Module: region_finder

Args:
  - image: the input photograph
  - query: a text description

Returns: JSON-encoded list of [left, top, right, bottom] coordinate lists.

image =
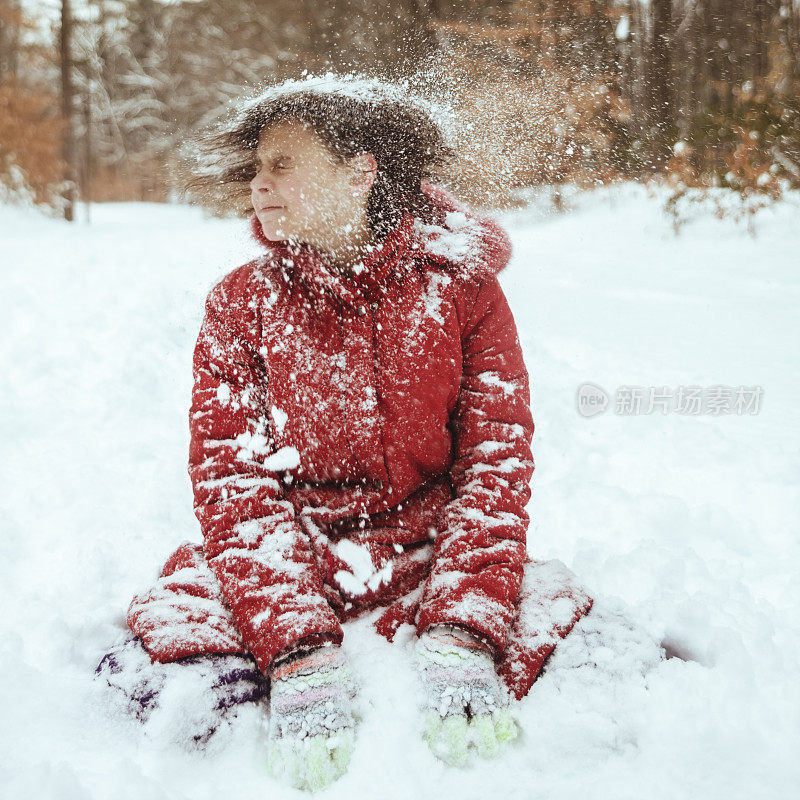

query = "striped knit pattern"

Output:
[[416, 625, 509, 719], [268, 644, 356, 741]]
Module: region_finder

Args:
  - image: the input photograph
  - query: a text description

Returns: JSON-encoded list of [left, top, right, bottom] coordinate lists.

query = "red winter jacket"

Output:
[[135, 185, 537, 677]]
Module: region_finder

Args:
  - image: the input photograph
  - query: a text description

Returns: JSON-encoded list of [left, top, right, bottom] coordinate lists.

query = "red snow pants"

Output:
[[127, 533, 593, 702]]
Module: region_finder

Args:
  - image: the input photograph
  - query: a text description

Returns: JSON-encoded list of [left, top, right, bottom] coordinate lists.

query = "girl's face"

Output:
[[249, 120, 374, 250]]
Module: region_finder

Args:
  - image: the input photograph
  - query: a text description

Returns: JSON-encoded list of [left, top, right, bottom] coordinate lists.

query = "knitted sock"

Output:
[[94, 635, 268, 748]]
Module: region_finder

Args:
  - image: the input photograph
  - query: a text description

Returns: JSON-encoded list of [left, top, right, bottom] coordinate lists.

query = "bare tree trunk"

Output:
[[82, 90, 92, 219], [0, 0, 22, 76], [60, 0, 77, 221], [648, 0, 674, 166], [781, 0, 799, 82]]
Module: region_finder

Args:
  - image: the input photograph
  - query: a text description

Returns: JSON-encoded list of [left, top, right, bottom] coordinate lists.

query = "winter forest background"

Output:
[[2, 3, 800, 799], [2, 0, 799, 212]]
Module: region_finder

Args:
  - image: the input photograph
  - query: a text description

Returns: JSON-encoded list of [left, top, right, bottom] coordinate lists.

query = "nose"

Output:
[[249, 166, 274, 194]]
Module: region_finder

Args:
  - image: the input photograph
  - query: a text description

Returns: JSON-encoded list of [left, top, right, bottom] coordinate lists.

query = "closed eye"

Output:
[[249, 156, 293, 181]]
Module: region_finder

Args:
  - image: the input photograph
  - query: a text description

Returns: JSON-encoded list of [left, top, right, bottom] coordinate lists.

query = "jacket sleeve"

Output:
[[188, 279, 342, 674], [416, 274, 535, 656]]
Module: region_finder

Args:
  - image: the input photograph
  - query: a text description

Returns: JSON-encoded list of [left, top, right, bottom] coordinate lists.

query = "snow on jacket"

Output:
[[129, 184, 548, 680]]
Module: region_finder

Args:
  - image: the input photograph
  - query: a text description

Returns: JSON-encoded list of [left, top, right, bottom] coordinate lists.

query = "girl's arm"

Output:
[[188, 275, 342, 675], [416, 273, 535, 657]]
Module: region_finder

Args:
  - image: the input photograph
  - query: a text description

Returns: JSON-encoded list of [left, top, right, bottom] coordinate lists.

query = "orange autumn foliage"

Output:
[[0, 79, 65, 203]]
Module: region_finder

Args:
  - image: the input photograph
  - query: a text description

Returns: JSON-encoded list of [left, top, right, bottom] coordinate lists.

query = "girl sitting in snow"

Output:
[[96, 75, 593, 791]]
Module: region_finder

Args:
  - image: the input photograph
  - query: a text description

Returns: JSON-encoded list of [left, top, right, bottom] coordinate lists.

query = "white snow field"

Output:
[[1, 184, 798, 798]]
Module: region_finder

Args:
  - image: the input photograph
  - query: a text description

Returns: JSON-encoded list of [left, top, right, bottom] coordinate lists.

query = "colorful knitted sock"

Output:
[[266, 644, 358, 792], [415, 625, 518, 766], [94, 635, 268, 747]]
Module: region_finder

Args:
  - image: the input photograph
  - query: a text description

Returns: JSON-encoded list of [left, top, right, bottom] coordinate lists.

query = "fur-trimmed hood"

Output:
[[248, 183, 513, 308]]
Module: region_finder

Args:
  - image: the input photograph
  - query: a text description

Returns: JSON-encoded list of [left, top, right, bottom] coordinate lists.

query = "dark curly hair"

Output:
[[185, 75, 458, 239]]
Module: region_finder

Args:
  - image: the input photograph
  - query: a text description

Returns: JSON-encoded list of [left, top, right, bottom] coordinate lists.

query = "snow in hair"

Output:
[[230, 71, 455, 138], [184, 70, 460, 238]]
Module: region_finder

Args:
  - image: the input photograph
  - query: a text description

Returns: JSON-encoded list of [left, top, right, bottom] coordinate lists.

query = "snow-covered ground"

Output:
[[1, 185, 798, 798]]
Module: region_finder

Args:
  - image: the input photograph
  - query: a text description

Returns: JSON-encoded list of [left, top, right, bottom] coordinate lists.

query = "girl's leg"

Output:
[[496, 557, 594, 701], [126, 541, 249, 663], [96, 540, 267, 747]]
